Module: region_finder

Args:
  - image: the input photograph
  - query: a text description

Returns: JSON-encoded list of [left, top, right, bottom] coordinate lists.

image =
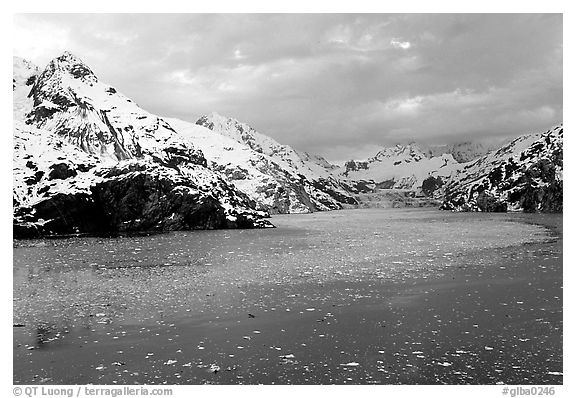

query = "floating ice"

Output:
[[340, 362, 360, 367]]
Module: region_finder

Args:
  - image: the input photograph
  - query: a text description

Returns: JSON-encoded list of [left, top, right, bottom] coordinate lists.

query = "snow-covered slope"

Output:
[[194, 112, 357, 212], [441, 125, 563, 212], [340, 143, 463, 191], [195, 113, 347, 182], [13, 57, 39, 120], [13, 53, 272, 237], [13, 56, 39, 89], [295, 150, 339, 171], [425, 141, 499, 163]]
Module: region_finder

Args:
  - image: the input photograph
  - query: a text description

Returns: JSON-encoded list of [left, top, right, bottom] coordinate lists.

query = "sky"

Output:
[[13, 13, 563, 163]]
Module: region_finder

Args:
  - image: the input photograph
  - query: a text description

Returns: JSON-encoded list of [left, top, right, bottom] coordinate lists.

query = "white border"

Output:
[[2, 2, 572, 397]]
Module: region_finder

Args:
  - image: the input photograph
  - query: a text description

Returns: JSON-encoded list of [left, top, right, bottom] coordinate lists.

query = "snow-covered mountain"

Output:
[[193, 112, 357, 213], [440, 125, 563, 212], [333, 130, 562, 214], [340, 143, 463, 191], [13, 52, 562, 237], [13, 53, 272, 238], [425, 141, 499, 163]]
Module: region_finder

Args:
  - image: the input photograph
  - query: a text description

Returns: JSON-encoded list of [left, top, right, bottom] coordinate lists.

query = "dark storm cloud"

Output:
[[14, 13, 562, 162]]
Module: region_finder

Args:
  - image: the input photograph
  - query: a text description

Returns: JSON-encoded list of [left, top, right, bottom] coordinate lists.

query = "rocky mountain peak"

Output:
[[196, 112, 265, 153], [371, 142, 428, 162], [49, 51, 97, 82], [197, 112, 254, 134], [26, 53, 99, 125]]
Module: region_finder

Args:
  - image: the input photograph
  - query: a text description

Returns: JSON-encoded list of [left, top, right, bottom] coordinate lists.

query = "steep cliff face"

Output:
[[13, 53, 272, 238], [193, 112, 357, 213], [441, 125, 563, 213]]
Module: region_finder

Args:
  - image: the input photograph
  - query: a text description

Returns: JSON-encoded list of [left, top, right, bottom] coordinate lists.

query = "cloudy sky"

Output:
[[13, 13, 562, 163]]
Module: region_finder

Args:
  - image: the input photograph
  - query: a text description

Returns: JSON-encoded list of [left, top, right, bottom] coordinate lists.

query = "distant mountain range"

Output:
[[12, 53, 563, 237], [341, 143, 462, 190]]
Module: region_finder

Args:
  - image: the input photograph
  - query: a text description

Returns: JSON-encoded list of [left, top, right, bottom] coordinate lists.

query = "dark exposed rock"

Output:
[[507, 158, 563, 213], [421, 176, 444, 197], [162, 145, 207, 168], [24, 171, 44, 185], [310, 178, 358, 205], [48, 163, 77, 180], [195, 115, 214, 130], [375, 179, 396, 189], [37, 186, 50, 195], [229, 168, 248, 180], [76, 163, 95, 173], [343, 160, 369, 175], [476, 191, 507, 212], [13, 223, 42, 239], [14, 163, 273, 238], [15, 192, 102, 237], [341, 179, 375, 194], [28, 101, 63, 122], [90, 172, 228, 231], [94, 162, 149, 178]]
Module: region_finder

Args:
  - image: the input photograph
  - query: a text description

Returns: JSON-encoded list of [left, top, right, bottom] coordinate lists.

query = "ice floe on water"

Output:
[[13, 209, 562, 384]]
